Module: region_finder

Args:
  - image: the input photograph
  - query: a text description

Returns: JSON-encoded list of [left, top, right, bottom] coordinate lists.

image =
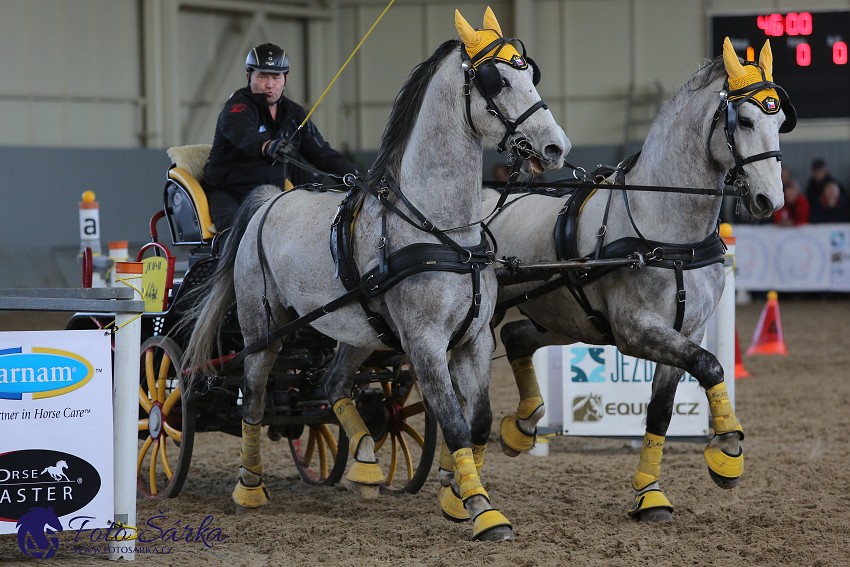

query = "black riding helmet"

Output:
[[246, 43, 289, 74]]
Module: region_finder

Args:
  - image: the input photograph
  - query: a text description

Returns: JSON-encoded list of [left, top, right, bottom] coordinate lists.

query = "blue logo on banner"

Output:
[[570, 347, 605, 382], [0, 348, 93, 400], [17, 507, 63, 559]]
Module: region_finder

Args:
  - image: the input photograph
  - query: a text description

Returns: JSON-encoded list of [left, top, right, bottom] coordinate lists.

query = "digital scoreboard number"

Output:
[[711, 10, 850, 120]]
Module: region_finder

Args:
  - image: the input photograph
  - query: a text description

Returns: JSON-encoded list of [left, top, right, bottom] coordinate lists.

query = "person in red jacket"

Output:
[[773, 179, 810, 226]]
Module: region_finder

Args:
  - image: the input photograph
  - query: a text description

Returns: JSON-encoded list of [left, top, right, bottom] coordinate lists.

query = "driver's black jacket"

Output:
[[203, 87, 356, 198]]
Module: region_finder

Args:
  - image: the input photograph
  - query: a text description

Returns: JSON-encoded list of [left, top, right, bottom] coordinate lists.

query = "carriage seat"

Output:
[[164, 144, 217, 246]]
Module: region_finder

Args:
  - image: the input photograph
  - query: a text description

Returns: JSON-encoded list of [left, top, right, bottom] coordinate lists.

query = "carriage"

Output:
[[68, 146, 438, 499]]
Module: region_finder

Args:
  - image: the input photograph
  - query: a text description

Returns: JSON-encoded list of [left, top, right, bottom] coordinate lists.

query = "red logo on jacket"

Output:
[[229, 103, 248, 113]]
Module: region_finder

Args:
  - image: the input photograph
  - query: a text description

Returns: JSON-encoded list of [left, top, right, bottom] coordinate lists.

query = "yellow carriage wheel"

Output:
[[137, 336, 194, 498], [287, 423, 348, 485]]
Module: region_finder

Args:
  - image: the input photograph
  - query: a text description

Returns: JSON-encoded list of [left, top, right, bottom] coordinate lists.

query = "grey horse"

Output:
[[482, 38, 794, 521], [182, 7, 569, 542]]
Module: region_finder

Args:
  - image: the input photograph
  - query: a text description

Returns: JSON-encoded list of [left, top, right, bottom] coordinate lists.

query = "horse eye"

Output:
[[738, 116, 754, 129]]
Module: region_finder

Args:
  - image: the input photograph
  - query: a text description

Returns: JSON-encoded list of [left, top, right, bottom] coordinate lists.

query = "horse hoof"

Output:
[[708, 468, 740, 489], [498, 436, 521, 458], [471, 509, 513, 541], [498, 414, 534, 457], [704, 445, 743, 488], [636, 508, 673, 522], [232, 480, 269, 509], [474, 525, 514, 542], [347, 480, 381, 500], [438, 485, 470, 522]]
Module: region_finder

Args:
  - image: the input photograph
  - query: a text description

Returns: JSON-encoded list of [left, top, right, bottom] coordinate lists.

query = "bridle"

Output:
[[460, 37, 549, 163], [707, 70, 797, 193]]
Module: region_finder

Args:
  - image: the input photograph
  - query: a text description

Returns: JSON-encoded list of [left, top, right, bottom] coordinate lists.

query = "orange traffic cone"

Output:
[[734, 329, 751, 379], [746, 290, 788, 356]]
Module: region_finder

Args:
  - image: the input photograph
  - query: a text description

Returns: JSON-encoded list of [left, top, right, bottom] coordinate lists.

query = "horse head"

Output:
[[455, 7, 570, 174], [708, 37, 796, 218]]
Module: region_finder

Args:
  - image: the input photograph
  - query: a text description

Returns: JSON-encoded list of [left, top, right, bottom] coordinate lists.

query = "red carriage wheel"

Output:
[[137, 336, 194, 498], [367, 372, 437, 494]]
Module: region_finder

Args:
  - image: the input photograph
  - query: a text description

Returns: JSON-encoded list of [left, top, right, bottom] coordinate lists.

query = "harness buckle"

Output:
[[677, 289, 687, 303], [462, 83, 472, 97], [343, 173, 357, 187], [462, 249, 473, 263], [597, 224, 607, 237], [378, 236, 386, 249], [367, 275, 380, 292], [473, 293, 482, 307], [647, 247, 663, 262]]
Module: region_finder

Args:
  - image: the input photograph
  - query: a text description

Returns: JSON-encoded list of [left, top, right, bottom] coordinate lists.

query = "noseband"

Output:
[[707, 77, 795, 193], [460, 39, 549, 161]]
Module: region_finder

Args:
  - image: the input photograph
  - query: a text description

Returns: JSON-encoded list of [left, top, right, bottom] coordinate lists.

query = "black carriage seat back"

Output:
[[164, 144, 217, 246]]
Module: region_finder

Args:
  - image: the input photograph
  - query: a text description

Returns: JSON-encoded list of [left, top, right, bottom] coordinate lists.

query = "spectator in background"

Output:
[[781, 165, 794, 188], [774, 179, 810, 226], [810, 180, 850, 223], [804, 158, 844, 202]]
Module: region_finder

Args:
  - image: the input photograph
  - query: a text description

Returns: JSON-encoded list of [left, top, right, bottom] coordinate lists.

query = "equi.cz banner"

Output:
[[0, 330, 113, 536]]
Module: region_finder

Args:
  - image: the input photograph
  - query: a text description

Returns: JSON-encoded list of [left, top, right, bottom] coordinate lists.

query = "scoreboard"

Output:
[[710, 10, 850, 120]]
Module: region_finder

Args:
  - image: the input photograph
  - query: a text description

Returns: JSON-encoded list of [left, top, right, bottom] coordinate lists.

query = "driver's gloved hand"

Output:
[[264, 137, 295, 161]]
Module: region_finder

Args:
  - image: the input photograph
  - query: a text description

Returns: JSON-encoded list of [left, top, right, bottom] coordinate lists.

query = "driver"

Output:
[[203, 43, 358, 230]]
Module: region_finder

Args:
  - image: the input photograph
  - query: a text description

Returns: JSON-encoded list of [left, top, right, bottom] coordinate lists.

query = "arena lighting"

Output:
[[710, 10, 850, 120]]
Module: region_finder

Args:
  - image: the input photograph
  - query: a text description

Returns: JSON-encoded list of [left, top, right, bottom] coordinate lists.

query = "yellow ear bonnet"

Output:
[[455, 7, 527, 70], [722, 37, 781, 114]]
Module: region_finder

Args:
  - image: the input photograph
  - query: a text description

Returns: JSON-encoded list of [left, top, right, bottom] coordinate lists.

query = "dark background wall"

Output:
[[2, 141, 848, 288]]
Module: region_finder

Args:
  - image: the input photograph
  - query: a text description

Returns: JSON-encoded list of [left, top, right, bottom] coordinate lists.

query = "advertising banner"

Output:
[[560, 344, 710, 437], [735, 223, 850, 291], [0, 330, 113, 536]]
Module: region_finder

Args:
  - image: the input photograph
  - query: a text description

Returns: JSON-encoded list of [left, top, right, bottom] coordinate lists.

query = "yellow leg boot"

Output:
[[437, 442, 487, 522], [334, 398, 385, 488], [438, 442, 469, 522], [500, 357, 544, 456], [232, 421, 270, 508], [704, 383, 744, 486], [628, 433, 673, 520], [453, 448, 512, 541]]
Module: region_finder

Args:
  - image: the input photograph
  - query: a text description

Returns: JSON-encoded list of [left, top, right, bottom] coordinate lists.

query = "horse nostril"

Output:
[[754, 193, 774, 213], [544, 144, 563, 163]]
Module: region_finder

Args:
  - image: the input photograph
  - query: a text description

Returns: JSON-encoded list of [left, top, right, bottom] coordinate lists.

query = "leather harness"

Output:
[[494, 156, 727, 345]]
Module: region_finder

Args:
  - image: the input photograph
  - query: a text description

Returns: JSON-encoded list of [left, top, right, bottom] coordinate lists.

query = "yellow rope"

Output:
[[297, 0, 397, 131]]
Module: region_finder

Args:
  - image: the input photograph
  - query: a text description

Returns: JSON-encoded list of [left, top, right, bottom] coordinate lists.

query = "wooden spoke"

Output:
[[138, 386, 152, 412], [163, 421, 182, 443], [400, 421, 425, 448], [316, 431, 328, 478], [161, 385, 181, 415], [138, 419, 149, 431], [318, 425, 339, 459], [386, 434, 399, 485], [302, 433, 316, 469], [156, 353, 171, 403], [145, 350, 157, 402], [137, 437, 153, 476], [149, 440, 160, 496], [400, 401, 425, 419], [397, 433, 414, 480], [160, 438, 173, 480]]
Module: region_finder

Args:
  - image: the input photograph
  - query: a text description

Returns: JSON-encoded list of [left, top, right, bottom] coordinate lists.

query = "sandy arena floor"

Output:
[[1, 296, 849, 566]]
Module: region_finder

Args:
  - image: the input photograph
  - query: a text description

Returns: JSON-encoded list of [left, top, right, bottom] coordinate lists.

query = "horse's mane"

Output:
[[659, 57, 726, 117], [366, 39, 460, 185], [645, 56, 725, 138]]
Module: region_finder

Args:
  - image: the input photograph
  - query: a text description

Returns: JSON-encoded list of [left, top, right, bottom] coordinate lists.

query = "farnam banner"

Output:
[[0, 330, 113, 535]]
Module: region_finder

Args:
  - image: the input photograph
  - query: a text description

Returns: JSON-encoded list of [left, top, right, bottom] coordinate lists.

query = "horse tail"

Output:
[[181, 184, 282, 379]]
